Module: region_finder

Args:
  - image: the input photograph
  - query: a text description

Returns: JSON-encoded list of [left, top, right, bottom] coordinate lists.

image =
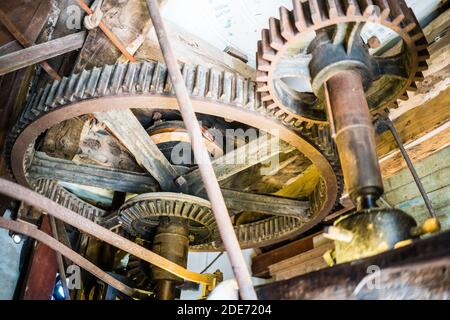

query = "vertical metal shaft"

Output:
[[325, 70, 383, 210], [145, 0, 257, 300], [384, 118, 436, 218], [152, 217, 189, 300]]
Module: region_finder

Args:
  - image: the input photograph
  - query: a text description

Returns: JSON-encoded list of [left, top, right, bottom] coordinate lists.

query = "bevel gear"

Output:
[[256, 0, 429, 127]]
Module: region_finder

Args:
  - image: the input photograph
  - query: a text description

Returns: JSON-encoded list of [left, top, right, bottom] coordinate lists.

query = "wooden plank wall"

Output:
[[383, 146, 450, 230]]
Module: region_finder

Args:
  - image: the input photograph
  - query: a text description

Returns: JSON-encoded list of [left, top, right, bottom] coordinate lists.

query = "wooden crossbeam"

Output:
[[183, 135, 294, 193], [29, 152, 159, 194], [219, 189, 309, 219], [94, 109, 180, 191], [0, 31, 86, 76]]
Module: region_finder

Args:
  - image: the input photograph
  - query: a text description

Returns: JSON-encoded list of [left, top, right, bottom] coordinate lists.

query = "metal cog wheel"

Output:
[[256, 0, 429, 126], [4, 61, 343, 250], [118, 193, 218, 247]]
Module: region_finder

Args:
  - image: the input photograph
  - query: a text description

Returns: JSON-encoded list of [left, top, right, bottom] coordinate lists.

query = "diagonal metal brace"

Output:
[[374, 113, 436, 218]]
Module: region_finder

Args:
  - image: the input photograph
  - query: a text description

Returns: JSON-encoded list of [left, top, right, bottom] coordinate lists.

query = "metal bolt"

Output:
[[175, 175, 187, 187]]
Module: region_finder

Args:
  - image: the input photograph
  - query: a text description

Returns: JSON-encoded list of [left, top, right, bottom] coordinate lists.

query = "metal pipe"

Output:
[[384, 116, 436, 218], [49, 216, 71, 300], [0, 178, 214, 287], [324, 70, 383, 210], [0, 217, 135, 297], [145, 0, 257, 300]]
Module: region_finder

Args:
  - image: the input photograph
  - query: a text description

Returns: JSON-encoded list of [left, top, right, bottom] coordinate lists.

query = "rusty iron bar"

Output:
[[0, 217, 135, 297], [324, 70, 383, 210], [76, 0, 137, 63], [0, 8, 61, 80], [145, 0, 257, 300], [0, 178, 215, 287], [375, 115, 436, 218], [49, 215, 71, 300]]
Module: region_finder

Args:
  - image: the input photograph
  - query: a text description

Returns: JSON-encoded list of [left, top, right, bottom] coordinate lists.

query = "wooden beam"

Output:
[[94, 109, 180, 191], [20, 215, 57, 300], [220, 189, 310, 219], [0, 0, 52, 56], [0, 31, 86, 76], [0, 7, 60, 79], [184, 135, 294, 193], [380, 124, 450, 178], [251, 232, 325, 278], [269, 242, 334, 281], [377, 85, 450, 159], [29, 152, 159, 194]]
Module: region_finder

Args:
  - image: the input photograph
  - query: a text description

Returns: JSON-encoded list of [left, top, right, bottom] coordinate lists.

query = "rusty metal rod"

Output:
[[0, 178, 214, 287], [0, 217, 135, 297], [49, 215, 71, 300], [383, 116, 436, 218], [76, 0, 137, 63], [145, 0, 257, 300]]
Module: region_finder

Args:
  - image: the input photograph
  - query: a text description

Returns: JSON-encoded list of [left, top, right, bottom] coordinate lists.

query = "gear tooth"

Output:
[[417, 61, 428, 72], [151, 62, 167, 93], [269, 17, 284, 51], [256, 82, 269, 93], [284, 114, 295, 123], [293, 0, 309, 32], [193, 65, 208, 97], [387, 0, 406, 26], [96, 64, 114, 96], [417, 49, 430, 61], [64, 73, 80, 101], [308, 0, 324, 24], [275, 110, 287, 120], [358, 0, 377, 18], [234, 76, 245, 105], [265, 100, 277, 111], [409, 30, 425, 43], [279, 7, 296, 41], [256, 70, 269, 82], [206, 68, 222, 100], [407, 82, 418, 92], [403, 21, 416, 33], [45, 80, 61, 107], [122, 62, 138, 93], [392, 101, 400, 109], [399, 92, 409, 101], [373, 0, 390, 20], [54, 76, 69, 105], [181, 63, 196, 93], [326, 0, 339, 18], [73, 69, 91, 99], [221, 72, 233, 103], [414, 71, 425, 82], [84, 67, 101, 98], [109, 63, 127, 95], [261, 92, 273, 102], [414, 37, 428, 51], [343, 0, 358, 16], [261, 29, 276, 61], [256, 46, 271, 72]]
